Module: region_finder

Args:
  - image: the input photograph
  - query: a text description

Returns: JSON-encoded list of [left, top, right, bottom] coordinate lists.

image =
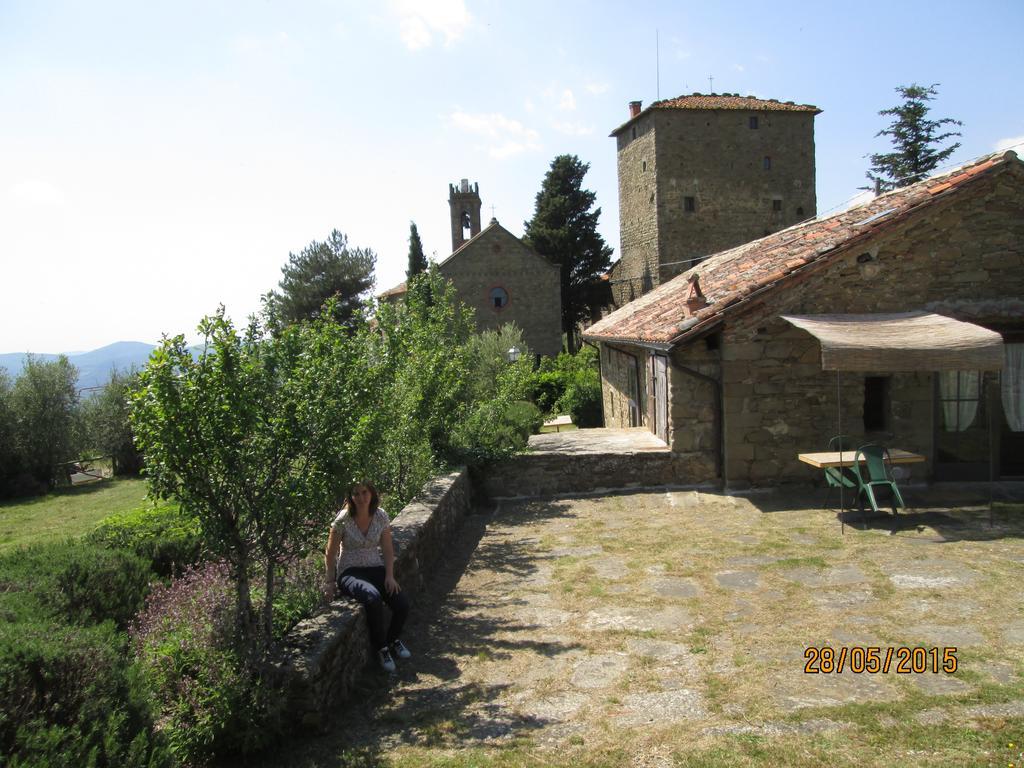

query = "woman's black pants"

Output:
[[337, 565, 410, 650]]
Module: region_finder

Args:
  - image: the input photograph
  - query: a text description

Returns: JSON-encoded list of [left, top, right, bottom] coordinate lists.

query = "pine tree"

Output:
[[265, 229, 375, 326], [866, 83, 962, 193], [523, 155, 613, 353], [406, 221, 427, 281]]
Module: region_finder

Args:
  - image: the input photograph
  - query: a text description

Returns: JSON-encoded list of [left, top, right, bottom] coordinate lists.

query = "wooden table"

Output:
[[543, 415, 574, 432], [797, 449, 926, 469]]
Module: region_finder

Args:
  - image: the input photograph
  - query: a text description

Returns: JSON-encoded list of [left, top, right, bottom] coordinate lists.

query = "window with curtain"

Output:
[[1002, 343, 1024, 432], [938, 371, 980, 432]]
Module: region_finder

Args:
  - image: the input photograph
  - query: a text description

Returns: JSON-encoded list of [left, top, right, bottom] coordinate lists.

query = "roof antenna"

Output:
[[708, 75, 714, 93], [656, 30, 660, 100]]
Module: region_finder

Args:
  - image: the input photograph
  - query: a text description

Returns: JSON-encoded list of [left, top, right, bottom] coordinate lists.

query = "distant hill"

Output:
[[0, 341, 160, 390]]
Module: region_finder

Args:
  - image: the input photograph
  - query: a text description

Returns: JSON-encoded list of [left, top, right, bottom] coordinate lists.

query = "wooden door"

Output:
[[653, 354, 669, 444]]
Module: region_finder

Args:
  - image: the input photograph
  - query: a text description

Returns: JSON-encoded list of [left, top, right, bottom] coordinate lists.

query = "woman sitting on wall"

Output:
[[324, 481, 411, 672]]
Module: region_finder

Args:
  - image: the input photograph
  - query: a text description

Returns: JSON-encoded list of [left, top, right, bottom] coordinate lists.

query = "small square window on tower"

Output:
[[684, 196, 696, 212], [763, 156, 772, 170], [749, 115, 759, 129], [772, 198, 782, 212]]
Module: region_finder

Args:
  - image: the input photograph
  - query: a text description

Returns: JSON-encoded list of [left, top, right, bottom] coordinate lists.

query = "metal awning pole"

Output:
[[838, 368, 844, 535], [990, 371, 998, 527]]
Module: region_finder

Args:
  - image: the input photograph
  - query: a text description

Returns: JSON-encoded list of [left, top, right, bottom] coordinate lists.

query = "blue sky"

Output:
[[2, 0, 1022, 353]]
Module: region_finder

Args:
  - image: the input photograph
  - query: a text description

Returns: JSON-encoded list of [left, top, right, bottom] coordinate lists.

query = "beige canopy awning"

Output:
[[782, 312, 1004, 372]]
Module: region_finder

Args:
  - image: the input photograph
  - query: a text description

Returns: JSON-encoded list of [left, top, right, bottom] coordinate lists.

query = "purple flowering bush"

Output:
[[130, 562, 274, 763]]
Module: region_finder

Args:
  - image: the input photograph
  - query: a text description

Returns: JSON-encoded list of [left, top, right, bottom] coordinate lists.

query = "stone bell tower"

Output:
[[449, 179, 482, 252]]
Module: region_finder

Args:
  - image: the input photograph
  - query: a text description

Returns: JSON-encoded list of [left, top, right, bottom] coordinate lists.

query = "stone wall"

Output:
[[440, 224, 562, 358], [479, 448, 715, 500], [272, 469, 471, 731], [613, 115, 659, 307], [708, 167, 1024, 487], [653, 109, 816, 283], [668, 341, 721, 471], [613, 107, 816, 304]]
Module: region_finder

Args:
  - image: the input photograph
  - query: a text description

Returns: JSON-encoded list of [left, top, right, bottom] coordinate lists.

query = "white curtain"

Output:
[[1002, 343, 1024, 432], [939, 371, 980, 432]]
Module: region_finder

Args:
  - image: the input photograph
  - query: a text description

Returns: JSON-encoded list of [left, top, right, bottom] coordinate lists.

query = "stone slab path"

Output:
[[260, 491, 1024, 766]]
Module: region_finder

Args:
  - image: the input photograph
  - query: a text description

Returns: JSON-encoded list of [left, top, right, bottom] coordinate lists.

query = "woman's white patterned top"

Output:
[[331, 507, 390, 572]]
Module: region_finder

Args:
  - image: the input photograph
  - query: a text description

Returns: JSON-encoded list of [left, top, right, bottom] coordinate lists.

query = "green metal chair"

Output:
[[823, 435, 857, 510], [851, 444, 906, 516]]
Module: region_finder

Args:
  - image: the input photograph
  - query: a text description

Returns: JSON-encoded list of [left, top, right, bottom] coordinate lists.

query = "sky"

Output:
[[2, 0, 1022, 354]]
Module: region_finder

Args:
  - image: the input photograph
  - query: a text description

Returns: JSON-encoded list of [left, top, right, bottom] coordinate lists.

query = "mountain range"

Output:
[[0, 341, 163, 390]]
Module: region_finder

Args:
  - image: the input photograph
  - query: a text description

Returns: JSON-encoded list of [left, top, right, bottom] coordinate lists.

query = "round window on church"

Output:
[[489, 286, 509, 311]]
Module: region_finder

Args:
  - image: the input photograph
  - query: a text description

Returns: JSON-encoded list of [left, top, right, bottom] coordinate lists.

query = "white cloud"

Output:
[[552, 120, 593, 137], [733, 63, 745, 72], [8, 179, 64, 207], [524, 98, 536, 113], [229, 31, 291, 55], [994, 135, 1024, 153], [585, 82, 610, 95], [390, 0, 471, 51], [559, 89, 576, 111], [450, 110, 541, 158]]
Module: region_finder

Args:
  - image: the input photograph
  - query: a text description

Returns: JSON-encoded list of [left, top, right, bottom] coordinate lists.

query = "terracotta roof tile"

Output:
[[652, 93, 820, 113], [611, 93, 821, 136], [583, 151, 1019, 348]]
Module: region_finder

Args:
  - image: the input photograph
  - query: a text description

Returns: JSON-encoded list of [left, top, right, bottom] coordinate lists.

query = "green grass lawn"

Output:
[[0, 478, 150, 552]]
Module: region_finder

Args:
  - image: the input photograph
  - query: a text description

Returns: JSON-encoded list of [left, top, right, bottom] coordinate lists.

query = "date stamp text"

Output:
[[803, 645, 958, 674]]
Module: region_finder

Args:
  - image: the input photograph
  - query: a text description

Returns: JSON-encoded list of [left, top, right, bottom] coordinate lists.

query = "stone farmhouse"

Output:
[[381, 180, 562, 359], [608, 94, 820, 307], [583, 151, 1024, 488]]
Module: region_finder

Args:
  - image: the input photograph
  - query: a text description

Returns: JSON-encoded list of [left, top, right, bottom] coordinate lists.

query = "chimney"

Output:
[[684, 273, 708, 312], [629, 100, 642, 118]]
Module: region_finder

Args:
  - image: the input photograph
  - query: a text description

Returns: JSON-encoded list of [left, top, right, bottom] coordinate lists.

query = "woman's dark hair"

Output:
[[345, 481, 379, 514]]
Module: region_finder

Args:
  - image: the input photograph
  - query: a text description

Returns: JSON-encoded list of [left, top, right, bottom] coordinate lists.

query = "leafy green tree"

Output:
[[83, 369, 143, 476], [524, 155, 614, 353], [265, 229, 375, 326], [0, 373, 23, 497], [866, 83, 962, 192], [464, 324, 531, 403], [406, 221, 428, 281], [130, 309, 357, 653], [11, 355, 81, 489], [367, 266, 475, 476]]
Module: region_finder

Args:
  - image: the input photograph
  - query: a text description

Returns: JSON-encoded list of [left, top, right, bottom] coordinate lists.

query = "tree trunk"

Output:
[[262, 561, 276, 643]]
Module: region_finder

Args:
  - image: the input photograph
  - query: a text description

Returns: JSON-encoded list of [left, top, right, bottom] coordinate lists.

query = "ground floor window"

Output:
[[999, 341, 1024, 476]]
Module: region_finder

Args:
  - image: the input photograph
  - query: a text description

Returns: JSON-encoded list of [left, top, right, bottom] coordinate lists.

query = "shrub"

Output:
[[0, 541, 151, 630], [89, 501, 204, 578], [0, 617, 170, 768], [452, 399, 543, 465], [131, 562, 278, 763], [532, 347, 603, 427], [268, 553, 324, 639]]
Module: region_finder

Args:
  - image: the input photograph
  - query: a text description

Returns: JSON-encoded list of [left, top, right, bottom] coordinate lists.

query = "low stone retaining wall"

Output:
[[272, 468, 471, 731], [480, 450, 717, 499]]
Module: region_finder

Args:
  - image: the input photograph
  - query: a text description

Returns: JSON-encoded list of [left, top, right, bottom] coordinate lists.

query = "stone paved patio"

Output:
[[258, 489, 1024, 767]]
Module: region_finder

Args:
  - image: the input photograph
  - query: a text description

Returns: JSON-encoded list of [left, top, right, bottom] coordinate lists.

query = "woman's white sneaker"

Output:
[[390, 639, 412, 659], [378, 646, 397, 672]]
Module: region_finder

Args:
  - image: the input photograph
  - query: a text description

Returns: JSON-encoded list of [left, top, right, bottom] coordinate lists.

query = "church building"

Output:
[[381, 180, 563, 358]]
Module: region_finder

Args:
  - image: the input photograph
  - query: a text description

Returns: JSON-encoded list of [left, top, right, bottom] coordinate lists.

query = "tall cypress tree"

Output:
[[406, 221, 427, 281], [866, 83, 962, 192], [523, 155, 613, 353]]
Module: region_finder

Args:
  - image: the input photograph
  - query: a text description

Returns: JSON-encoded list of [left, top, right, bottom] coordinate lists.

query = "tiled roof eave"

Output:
[[665, 189, 977, 349]]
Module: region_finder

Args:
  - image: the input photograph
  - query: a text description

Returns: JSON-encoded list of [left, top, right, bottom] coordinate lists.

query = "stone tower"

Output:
[[449, 179, 482, 252], [610, 93, 820, 305]]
